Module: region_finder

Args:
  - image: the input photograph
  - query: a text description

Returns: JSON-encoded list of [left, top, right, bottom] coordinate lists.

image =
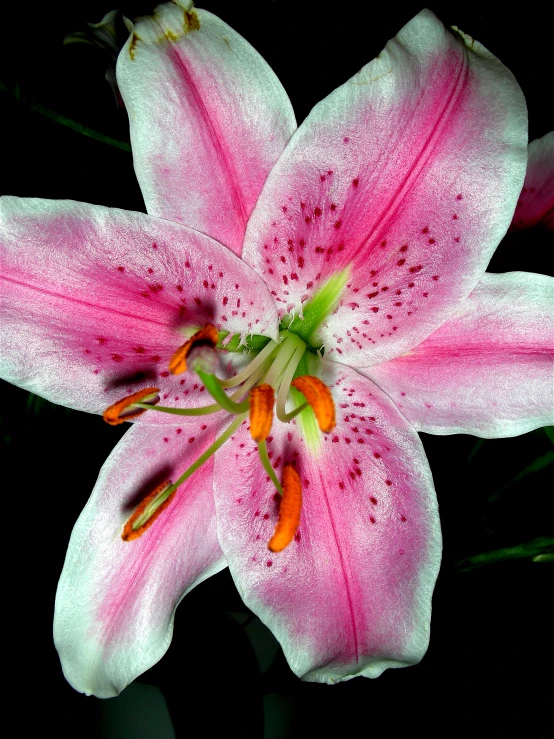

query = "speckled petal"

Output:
[[213, 362, 441, 683], [510, 132, 554, 231], [242, 9, 527, 367], [0, 197, 279, 418], [117, 0, 296, 255], [365, 272, 554, 437], [54, 418, 227, 698]]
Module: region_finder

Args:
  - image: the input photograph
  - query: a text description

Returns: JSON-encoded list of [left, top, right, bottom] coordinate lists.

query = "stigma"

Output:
[[106, 325, 336, 551]]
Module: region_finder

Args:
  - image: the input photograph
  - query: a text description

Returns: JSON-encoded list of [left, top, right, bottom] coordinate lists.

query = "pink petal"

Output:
[[0, 197, 278, 417], [510, 132, 554, 232], [242, 10, 527, 366], [213, 363, 441, 682], [54, 418, 227, 697], [116, 0, 296, 256], [365, 272, 554, 437]]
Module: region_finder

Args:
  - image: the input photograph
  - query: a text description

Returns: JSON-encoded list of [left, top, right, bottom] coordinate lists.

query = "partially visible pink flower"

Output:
[[510, 131, 554, 231], [64, 9, 129, 107], [1, 2, 552, 698]]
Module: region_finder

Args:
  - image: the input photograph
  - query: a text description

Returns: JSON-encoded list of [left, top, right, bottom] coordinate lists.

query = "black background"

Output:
[[1, 2, 552, 737]]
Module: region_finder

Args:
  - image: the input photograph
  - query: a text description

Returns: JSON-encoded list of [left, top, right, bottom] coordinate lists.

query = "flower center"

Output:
[[104, 324, 336, 551]]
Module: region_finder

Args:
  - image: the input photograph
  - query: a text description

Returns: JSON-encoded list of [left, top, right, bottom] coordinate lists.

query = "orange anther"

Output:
[[103, 387, 160, 426], [122, 480, 175, 541], [169, 324, 219, 375], [249, 384, 275, 442], [291, 375, 336, 432], [268, 465, 302, 552]]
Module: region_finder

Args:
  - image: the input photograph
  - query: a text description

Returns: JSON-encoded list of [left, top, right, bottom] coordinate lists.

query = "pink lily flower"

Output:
[[1, 2, 552, 700]]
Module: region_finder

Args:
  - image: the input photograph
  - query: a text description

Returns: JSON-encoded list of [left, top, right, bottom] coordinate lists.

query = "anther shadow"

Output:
[[169, 296, 218, 331], [122, 465, 173, 513], [104, 368, 160, 391]]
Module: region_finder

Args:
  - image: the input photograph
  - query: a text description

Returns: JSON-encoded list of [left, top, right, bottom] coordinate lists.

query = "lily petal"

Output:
[[365, 272, 554, 438], [213, 363, 441, 683], [54, 419, 227, 698], [242, 10, 527, 366], [0, 197, 279, 417], [117, 0, 296, 255], [510, 132, 554, 232]]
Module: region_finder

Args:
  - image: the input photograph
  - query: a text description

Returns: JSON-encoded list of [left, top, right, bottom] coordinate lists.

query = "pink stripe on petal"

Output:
[[0, 198, 279, 418], [510, 132, 554, 232], [54, 418, 227, 697], [117, 1, 296, 255], [213, 363, 441, 682], [365, 272, 554, 437], [242, 10, 527, 366]]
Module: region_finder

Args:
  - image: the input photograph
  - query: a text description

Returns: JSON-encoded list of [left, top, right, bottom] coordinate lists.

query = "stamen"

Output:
[[291, 376, 336, 432], [263, 332, 306, 388], [122, 413, 247, 542], [229, 355, 274, 401], [103, 387, 160, 426], [169, 324, 219, 375], [132, 401, 221, 416], [220, 338, 279, 388], [268, 465, 302, 552], [122, 480, 175, 541], [249, 384, 275, 442], [257, 440, 283, 495], [197, 371, 250, 414], [275, 343, 306, 422]]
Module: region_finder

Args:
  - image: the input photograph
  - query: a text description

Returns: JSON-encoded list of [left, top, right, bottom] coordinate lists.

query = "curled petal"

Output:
[[214, 362, 441, 683], [365, 272, 554, 437], [54, 419, 227, 698], [117, 0, 296, 255], [0, 197, 279, 418], [242, 10, 527, 367], [510, 132, 554, 232]]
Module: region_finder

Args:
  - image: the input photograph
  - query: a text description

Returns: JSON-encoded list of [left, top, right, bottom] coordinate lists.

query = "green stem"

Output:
[[279, 402, 309, 423], [276, 343, 306, 422], [257, 440, 283, 495], [220, 339, 279, 388], [133, 402, 221, 416], [264, 333, 305, 388], [197, 372, 250, 414], [133, 414, 247, 530], [229, 357, 274, 402], [0, 80, 132, 152], [455, 536, 554, 572]]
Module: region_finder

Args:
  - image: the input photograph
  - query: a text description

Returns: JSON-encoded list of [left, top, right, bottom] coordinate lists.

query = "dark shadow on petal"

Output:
[[122, 465, 173, 513]]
